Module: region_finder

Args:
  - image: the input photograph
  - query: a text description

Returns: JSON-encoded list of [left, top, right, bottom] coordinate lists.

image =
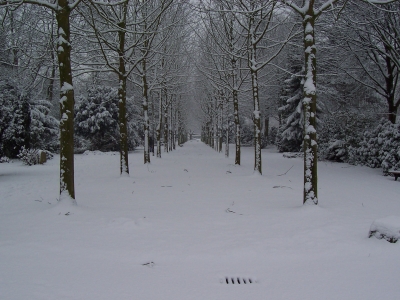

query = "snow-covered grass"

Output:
[[1, 140, 400, 300]]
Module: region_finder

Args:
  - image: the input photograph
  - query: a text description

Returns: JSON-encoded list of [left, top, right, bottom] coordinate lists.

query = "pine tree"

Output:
[[277, 50, 304, 153]]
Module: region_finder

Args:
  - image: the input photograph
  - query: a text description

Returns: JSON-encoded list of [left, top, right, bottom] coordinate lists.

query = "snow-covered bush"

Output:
[[75, 85, 119, 152], [276, 122, 302, 152], [17, 146, 39, 166], [349, 120, 400, 173], [17, 146, 53, 166], [318, 111, 378, 162], [1, 80, 59, 157], [74, 85, 143, 153], [74, 135, 93, 154], [0, 81, 31, 158], [0, 156, 10, 163], [369, 216, 400, 243]]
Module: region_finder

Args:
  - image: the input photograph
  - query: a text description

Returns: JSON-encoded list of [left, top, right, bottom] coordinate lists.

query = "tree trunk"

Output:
[[233, 88, 241, 165], [118, 73, 129, 174], [228, 16, 240, 164], [213, 97, 217, 150], [169, 100, 173, 151], [302, 12, 318, 205], [225, 126, 229, 157], [218, 97, 223, 153], [250, 44, 262, 174], [118, 19, 129, 175], [151, 92, 155, 155], [264, 117, 269, 145], [142, 57, 150, 164], [224, 99, 229, 158], [56, 3, 75, 202], [164, 98, 169, 153], [174, 107, 178, 149], [156, 91, 162, 158]]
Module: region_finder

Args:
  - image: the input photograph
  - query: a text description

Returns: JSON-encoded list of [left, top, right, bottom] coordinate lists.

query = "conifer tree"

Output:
[[278, 49, 304, 153]]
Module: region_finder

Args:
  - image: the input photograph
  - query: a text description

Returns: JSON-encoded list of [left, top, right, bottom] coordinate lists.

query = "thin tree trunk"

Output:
[[233, 87, 240, 165], [118, 16, 129, 175], [156, 90, 162, 158], [250, 43, 262, 175], [151, 92, 155, 156], [264, 117, 269, 146], [218, 96, 223, 153], [224, 99, 229, 158], [213, 97, 217, 150], [142, 57, 150, 164], [169, 99, 173, 151], [174, 107, 177, 149], [164, 96, 169, 153], [228, 15, 240, 164]]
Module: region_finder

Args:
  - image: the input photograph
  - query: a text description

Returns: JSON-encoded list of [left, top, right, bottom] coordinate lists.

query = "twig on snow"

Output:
[[277, 165, 294, 176]]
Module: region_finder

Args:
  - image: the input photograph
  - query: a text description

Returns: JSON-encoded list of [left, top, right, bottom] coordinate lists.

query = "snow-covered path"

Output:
[[1, 140, 400, 299]]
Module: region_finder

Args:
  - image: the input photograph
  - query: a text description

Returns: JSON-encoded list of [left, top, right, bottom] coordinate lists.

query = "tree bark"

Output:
[[384, 46, 398, 124], [56, 1, 75, 202], [233, 88, 241, 165], [118, 17, 129, 175], [142, 57, 150, 164], [302, 11, 318, 205], [156, 90, 162, 157], [118, 74, 129, 174], [169, 98, 173, 151], [250, 45, 262, 174], [163, 96, 169, 152]]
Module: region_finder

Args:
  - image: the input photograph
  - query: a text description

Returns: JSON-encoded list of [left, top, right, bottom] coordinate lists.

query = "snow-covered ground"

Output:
[[1, 140, 400, 300]]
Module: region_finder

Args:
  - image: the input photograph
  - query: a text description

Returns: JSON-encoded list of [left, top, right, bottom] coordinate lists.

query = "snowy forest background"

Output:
[[0, 0, 399, 191]]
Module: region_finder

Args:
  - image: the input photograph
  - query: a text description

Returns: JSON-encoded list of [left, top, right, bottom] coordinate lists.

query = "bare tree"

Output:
[[340, 1, 400, 123]]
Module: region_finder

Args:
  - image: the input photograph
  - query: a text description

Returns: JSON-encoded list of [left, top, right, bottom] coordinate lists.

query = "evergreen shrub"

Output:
[[17, 146, 53, 166], [348, 120, 400, 173], [318, 111, 377, 162], [0, 81, 31, 158], [74, 85, 142, 153]]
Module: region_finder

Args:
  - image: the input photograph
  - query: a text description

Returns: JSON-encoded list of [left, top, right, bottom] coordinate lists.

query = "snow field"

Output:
[[1, 140, 400, 299]]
